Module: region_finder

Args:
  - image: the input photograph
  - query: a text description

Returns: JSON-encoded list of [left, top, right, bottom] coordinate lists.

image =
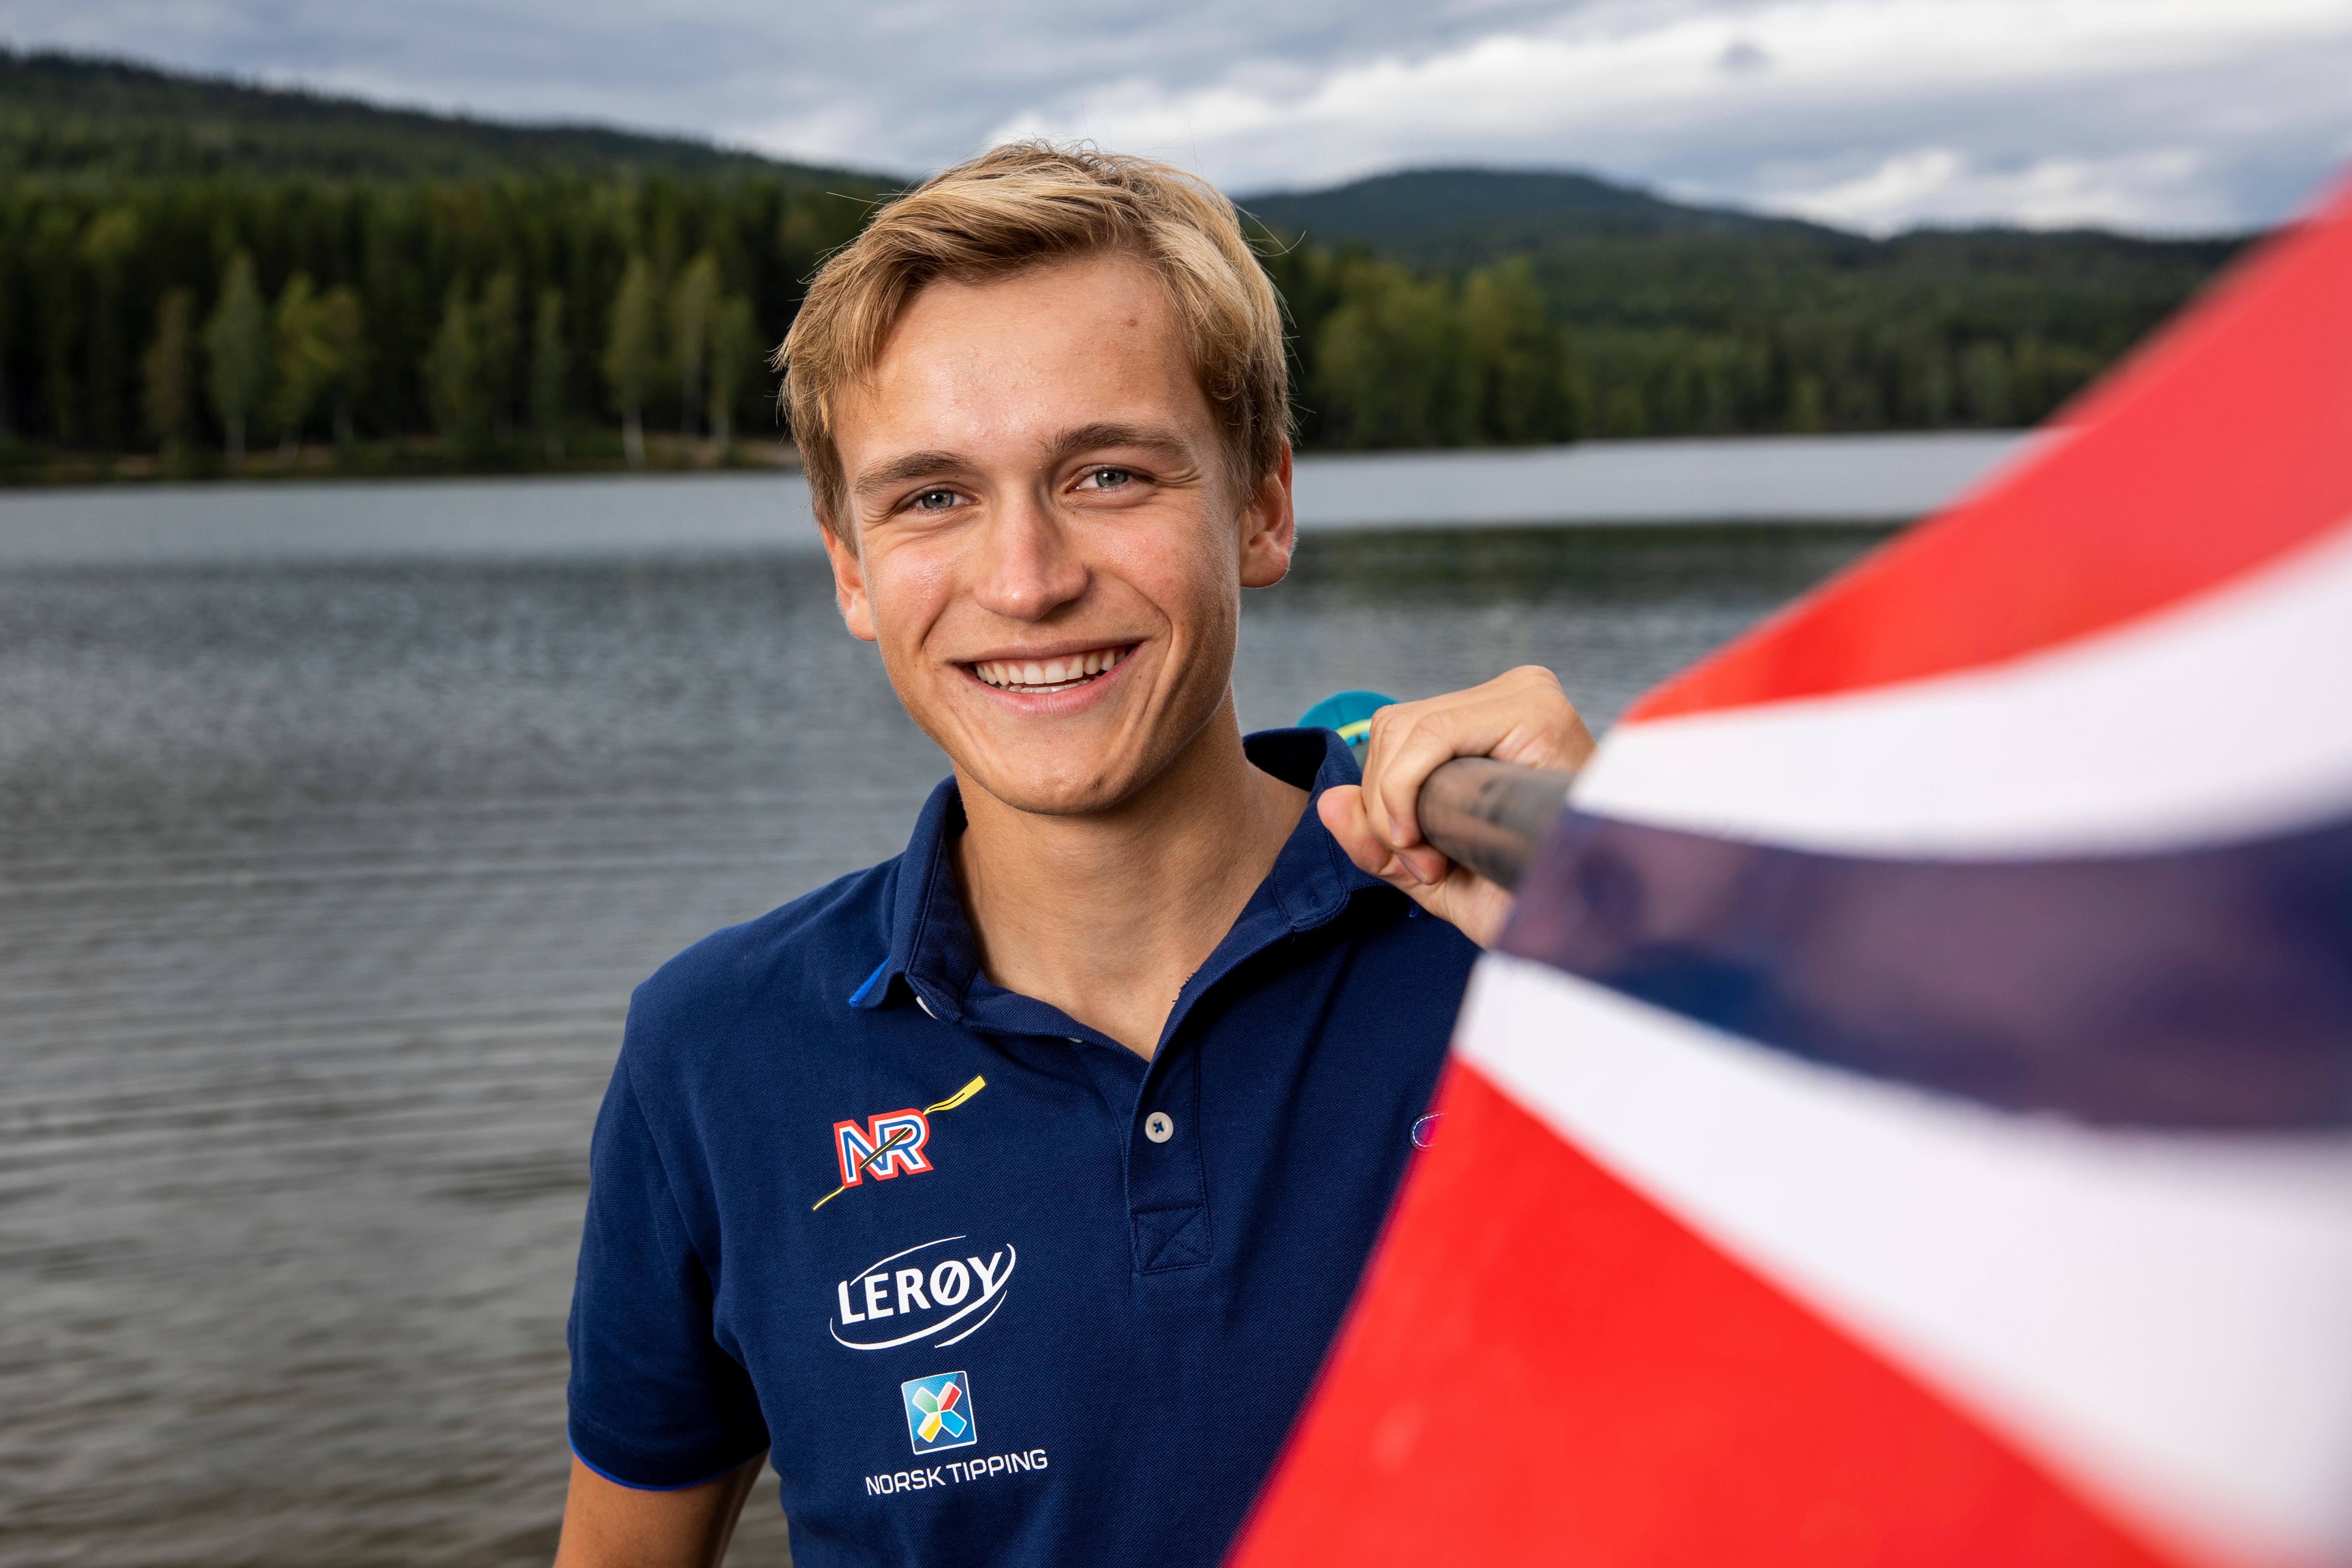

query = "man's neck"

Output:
[[949, 698, 1309, 1059]]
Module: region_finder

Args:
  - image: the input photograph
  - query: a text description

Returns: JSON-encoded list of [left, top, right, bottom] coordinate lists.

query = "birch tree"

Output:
[[706, 293, 756, 455], [423, 281, 485, 453], [603, 255, 657, 468], [270, 274, 334, 461], [202, 251, 268, 462]]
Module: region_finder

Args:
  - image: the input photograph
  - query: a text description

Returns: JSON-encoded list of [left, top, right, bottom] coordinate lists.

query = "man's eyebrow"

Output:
[[852, 451, 966, 499], [852, 424, 1195, 501], [1044, 422, 1192, 468]]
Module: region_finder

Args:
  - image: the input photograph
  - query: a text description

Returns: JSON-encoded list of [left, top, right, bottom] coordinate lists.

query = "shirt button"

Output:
[[1144, 1111, 1174, 1144]]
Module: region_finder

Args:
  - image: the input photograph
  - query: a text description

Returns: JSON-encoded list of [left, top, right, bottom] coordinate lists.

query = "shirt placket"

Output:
[[1124, 1036, 1211, 1273]]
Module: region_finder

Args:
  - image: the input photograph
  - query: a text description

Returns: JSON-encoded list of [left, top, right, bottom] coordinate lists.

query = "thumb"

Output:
[[1319, 785, 1418, 887], [1318, 783, 1516, 948]]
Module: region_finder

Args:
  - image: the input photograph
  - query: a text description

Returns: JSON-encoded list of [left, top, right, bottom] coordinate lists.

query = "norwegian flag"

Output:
[[1232, 177, 2352, 1568]]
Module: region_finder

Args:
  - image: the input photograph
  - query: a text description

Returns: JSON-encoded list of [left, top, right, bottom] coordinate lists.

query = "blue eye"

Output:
[[1086, 468, 1133, 489], [912, 488, 958, 511]]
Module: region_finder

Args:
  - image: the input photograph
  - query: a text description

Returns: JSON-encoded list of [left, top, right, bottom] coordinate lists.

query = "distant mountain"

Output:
[[1236, 167, 1834, 259], [0, 48, 885, 184]]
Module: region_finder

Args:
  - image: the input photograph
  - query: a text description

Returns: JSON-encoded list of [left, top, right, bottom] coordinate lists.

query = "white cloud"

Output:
[[1769, 148, 2214, 235], [989, 0, 2352, 229], [4, 0, 2349, 231]]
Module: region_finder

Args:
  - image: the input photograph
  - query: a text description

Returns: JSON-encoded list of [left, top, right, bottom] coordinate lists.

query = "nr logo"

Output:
[[831, 1234, 1017, 1352], [811, 1075, 986, 1212], [834, 1110, 933, 1188]]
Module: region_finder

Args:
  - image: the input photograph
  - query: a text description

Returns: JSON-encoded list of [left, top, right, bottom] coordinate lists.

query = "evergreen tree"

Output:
[[603, 255, 657, 468], [202, 250, 268, 462], [1960, 341, 2013, 426], [315, 285, 368, 449], [79, 205, 142, 451], [531, 288, 568, 462], [141, 286, 196, 463], [477, 270, 521, 441]]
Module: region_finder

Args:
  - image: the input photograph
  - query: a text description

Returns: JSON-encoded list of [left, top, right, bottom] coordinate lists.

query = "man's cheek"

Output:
[[867, 551, 958, 660]]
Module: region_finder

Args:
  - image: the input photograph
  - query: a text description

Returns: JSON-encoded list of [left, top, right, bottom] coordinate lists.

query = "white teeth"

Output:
[[972, 646, 1129, 689]]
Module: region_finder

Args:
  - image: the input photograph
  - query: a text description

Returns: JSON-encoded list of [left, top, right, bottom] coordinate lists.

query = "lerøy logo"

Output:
[[901, 1370, 976, 1455], [832, 1234, 1016, 1351], [812, 1075, 986, 1212]]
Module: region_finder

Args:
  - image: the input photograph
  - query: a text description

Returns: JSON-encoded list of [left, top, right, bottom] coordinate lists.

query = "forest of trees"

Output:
[[0, 49, 2249, 482], [1257, 221, 2243, 448], [0, 171, 886, 479]]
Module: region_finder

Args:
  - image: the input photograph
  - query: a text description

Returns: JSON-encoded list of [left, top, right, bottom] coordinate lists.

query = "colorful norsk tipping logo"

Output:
[[901, 1371, 977, 1455]]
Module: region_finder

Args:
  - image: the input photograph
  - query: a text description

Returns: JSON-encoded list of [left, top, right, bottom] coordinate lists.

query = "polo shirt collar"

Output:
[[851, 727, 1386, 1029]]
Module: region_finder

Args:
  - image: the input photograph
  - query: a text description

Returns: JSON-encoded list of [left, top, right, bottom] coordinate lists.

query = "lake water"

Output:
[[0, 474, 1889, 1566]]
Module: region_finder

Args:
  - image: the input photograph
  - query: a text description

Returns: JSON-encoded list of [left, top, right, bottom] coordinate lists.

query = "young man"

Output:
[[554, 144, 1593, 1568]]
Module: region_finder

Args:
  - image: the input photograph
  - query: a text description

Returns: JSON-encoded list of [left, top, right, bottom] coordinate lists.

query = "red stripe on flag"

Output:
[[1229, 1062, 2189, 1568], [1625, 171, 2352, 725]]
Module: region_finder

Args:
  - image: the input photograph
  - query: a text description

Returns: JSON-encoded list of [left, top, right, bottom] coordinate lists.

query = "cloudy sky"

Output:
[[6, 0, 2350, 234]]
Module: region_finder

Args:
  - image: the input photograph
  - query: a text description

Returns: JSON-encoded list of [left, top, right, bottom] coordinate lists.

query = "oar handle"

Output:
[[1417, 757, 1576, 893], [1301, 690, 1574, 892]]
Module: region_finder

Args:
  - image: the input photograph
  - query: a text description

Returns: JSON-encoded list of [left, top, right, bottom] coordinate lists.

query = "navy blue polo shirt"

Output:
[[567, 727, 1477, 1566]]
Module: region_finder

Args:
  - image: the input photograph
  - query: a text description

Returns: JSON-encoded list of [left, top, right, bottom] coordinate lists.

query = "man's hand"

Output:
[[1316, 666, 1596, 948]]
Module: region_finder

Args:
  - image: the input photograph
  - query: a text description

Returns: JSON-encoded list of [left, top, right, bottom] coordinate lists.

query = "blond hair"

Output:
[[776, 142, 1290, 534]]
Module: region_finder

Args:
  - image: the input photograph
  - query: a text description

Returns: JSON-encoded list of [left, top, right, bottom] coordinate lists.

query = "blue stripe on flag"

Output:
[[1500, 811, 2352, 1129]]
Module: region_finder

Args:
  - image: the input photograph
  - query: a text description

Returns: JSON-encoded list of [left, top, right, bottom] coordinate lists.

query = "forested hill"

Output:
[[1243, 166, 2247, 449], [0, 48, 2256, 482], [0, 47, 873, 183], [1240, 166, 1824, 253]]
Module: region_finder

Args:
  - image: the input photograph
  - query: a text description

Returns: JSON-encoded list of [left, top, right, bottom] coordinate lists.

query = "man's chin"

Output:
[[960, 764, 1143, 820]]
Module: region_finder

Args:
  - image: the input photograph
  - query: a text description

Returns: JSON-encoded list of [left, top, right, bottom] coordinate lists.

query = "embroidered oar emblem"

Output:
[[811, 1075, 987, 1212]]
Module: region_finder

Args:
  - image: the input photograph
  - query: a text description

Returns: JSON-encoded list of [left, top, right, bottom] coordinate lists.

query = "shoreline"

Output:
[[0, 431, 805, 490], [0, 431, 2034, 568]]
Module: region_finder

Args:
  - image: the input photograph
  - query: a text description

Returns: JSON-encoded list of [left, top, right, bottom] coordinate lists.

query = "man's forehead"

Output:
[[835, 256, 1215, 478]]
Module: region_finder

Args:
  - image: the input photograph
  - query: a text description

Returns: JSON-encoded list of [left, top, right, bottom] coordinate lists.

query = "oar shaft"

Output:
[[1417, 758, 1576, 893]]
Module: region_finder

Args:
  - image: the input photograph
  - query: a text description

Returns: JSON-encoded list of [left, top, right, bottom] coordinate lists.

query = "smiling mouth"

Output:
[[967, 645, 1132, 695]]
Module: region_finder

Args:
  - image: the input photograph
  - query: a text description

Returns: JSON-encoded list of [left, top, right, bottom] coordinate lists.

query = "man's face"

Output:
[[823, 252, 1293, 817]]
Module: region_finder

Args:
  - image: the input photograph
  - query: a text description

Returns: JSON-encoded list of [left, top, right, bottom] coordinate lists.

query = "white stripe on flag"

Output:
[[1456, 954, 2352, 1562], [1573, 519, 2352, 859]]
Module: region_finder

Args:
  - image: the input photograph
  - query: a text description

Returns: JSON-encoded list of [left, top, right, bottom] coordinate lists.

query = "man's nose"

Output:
[[970, 490, 1087, 622]]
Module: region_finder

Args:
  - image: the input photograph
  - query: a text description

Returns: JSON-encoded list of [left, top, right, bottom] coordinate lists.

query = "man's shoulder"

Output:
[[1349, 888, 1484, 992], [624, 854, 900, 1066]]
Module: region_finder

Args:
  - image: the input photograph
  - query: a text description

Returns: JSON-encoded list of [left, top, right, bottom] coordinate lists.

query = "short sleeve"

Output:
[[566, 1056, 770, 1488]]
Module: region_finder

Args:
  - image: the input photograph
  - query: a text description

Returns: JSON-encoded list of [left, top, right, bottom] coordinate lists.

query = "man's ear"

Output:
[[1238, 442, 1297, 589], [820, 519, 879, 643]]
